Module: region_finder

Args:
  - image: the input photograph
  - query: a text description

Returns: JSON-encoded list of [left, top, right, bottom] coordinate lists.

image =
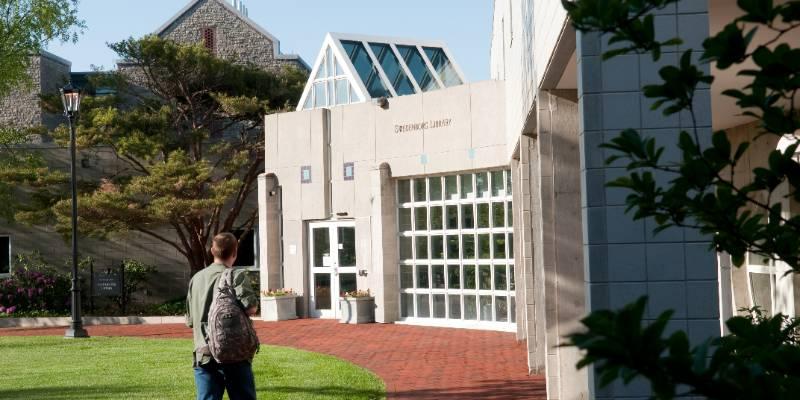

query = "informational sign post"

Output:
[[93, 270, 122, 296], [89, 261, 126, 313]]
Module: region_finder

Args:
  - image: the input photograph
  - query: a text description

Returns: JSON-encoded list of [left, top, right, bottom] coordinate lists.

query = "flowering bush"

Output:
[[0, 252, 71, 316], [342, 289, 371, 298], [261, 288, 295, 297]]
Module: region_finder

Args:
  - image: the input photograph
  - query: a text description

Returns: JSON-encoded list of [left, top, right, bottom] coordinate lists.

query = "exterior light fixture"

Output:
[[60, 82, 82, 116], [60, 82, 89, 339]]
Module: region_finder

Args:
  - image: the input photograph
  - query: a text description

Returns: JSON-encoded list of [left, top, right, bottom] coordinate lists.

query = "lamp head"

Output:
[[60, 82, 81, 116]]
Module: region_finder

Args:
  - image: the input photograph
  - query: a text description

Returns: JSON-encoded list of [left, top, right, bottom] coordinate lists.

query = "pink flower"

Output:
[[0, 306, 5, 313], [37, 288, 43, 295], [6, 306, 16, 314]]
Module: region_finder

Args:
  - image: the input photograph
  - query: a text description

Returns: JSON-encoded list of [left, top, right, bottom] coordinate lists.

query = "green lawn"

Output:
[[0, 337, 385, 400]]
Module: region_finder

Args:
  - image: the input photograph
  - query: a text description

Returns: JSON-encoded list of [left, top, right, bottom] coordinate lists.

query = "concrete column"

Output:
[[370, 163, 399, 323], [515, 135, 547, 374], [511, 157, 525, 341], [257, 174, 282, 299], [577, 2, 719, 398], [538, 90, 587, 400]]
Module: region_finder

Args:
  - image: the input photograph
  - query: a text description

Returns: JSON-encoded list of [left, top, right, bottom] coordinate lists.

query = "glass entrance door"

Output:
[[309, 221, 357, 318]]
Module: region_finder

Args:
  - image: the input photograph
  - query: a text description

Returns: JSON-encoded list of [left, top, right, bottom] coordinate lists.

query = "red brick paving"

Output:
[[0, 319, 546, 399]]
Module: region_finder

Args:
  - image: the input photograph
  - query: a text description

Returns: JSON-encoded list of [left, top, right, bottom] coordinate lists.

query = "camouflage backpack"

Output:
[[207, 268, 259, 364]]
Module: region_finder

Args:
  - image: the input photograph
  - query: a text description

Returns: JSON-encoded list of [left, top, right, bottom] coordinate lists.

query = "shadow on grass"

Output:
[[0, 385, 149, 400], [391, 378, 546, 400], [259, 385, 385, 399]]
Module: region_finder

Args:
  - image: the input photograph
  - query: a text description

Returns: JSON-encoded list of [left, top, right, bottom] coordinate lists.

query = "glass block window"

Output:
[[397, 169, 515, 326]]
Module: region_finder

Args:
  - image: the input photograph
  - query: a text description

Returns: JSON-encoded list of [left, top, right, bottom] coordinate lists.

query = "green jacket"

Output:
[[185, 263, 258, 365]]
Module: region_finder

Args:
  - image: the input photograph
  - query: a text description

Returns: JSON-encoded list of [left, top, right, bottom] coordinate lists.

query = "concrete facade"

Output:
[[260, 80, 511, 326], [489, 1, 731, 399], [576, 2, 720, 398]]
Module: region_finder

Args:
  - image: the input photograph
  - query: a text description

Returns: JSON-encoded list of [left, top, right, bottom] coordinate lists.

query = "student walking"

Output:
[[186, 232, 259, 400]]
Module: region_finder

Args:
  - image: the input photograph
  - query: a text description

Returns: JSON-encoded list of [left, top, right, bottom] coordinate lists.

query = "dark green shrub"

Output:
[[0, 252, 70, 315]]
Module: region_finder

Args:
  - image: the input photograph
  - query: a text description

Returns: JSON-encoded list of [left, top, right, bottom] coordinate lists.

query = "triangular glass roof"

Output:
[[297, 33, 466, 111]]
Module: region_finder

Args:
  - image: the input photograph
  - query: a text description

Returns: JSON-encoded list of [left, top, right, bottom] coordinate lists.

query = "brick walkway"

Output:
[[1, 319, 546, 399]]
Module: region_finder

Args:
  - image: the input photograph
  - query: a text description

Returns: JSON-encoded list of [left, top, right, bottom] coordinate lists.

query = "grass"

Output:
[[0, 336, 385, 400]]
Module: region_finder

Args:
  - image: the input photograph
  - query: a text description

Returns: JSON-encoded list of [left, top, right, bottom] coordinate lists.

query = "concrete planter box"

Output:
[[339, 297, 375, 324], [260, 295, 298, 321]]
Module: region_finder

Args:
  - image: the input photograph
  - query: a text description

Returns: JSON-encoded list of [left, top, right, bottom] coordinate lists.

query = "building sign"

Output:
[[394, 118, 453, 133], [93, 270, 122, 296]]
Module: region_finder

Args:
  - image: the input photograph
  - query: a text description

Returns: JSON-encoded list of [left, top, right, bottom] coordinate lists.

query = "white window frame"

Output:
[[308, 220, 358, 319], [397, 170, 515, 332], [304, 46, 355, 110]]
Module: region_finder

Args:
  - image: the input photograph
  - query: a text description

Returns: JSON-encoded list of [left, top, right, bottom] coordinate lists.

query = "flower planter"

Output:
[[260, 295, 298, 321], [339, 296, 375, 324]]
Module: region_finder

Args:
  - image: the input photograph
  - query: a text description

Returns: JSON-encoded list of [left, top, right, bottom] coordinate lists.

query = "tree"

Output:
[[21, 36, 306, 275], [561, 0, 800, 398], [0, 127, 65, 223], [0, 0, 83, 221], [0, 0, 84, 96]]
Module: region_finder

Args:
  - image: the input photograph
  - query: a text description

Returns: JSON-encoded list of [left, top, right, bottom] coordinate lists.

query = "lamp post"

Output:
[[61, 82, 89, 339]]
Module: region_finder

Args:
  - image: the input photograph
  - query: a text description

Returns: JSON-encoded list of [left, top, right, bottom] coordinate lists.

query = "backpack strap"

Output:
[[216, 268, 233, 290], [227, 268, 235, 288]]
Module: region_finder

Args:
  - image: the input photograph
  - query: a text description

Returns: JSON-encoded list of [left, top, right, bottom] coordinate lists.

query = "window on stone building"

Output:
[[0, 236, 9, 275], [202, 27, 216, 53]]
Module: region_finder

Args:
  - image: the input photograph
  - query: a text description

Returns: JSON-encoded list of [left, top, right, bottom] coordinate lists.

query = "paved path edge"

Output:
[[0, 315, 186, 328]]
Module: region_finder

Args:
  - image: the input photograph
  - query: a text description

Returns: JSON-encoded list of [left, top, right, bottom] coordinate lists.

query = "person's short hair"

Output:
[[211, 232, 238, 260]]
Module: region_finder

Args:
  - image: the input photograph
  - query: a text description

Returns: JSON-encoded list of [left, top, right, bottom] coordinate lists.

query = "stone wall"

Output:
[[159, 0, 306, 72], [0, 53, 70, 133], [1, 145, 191, 303], [38, 53, 71, 130], [0, 57, 43, 129]]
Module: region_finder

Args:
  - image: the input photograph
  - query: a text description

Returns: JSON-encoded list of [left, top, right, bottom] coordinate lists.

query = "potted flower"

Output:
[[339, 289, 374, 324], [260, 288, 298, 321]]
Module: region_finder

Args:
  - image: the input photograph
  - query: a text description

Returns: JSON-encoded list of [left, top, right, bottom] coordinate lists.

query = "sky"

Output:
[[46, 0, 494, 82]]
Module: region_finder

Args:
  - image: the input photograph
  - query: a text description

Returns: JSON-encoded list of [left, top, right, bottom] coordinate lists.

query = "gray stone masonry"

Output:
[[159, 0, 306, 72], [0, 52, 70, 133]]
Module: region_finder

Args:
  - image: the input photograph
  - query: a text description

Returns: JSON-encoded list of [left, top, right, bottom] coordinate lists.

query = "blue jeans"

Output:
[[194, 359, 256, 400]]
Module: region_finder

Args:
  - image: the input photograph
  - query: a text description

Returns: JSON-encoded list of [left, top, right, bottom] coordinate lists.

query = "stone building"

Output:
[[0, 51, 71, 133], [0, 0, 308, 304], [154, 0, 307, 71]]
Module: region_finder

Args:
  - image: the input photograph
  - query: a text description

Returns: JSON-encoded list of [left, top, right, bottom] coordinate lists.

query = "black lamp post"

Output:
[[61, 82, 89, 339]]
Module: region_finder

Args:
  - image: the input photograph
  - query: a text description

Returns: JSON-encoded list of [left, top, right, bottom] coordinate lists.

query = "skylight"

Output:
[[297, 33, 466, 111]]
